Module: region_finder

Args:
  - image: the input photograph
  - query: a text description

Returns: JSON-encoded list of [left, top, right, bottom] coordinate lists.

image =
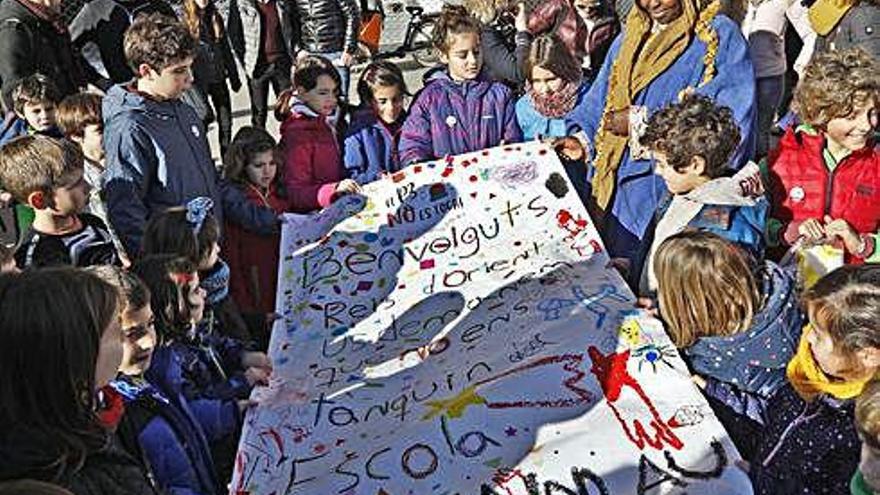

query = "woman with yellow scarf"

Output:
[[565, 0, 757, 260], [747, 265, 880, 493]]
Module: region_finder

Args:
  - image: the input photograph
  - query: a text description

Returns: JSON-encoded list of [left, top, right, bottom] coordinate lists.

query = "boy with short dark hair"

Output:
[[57, 92, 106, 219], [634, 94, 768, 294], [0, 135, 120, 268], [0, 73, 62, 146], [103, 13, 278, 257]]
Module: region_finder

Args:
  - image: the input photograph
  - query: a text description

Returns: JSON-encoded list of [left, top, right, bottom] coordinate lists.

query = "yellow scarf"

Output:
[[591, 0, 720, 211], [786, 325, 873, 401]]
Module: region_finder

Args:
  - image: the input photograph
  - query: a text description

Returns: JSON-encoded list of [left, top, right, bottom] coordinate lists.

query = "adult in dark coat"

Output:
[[69, 0, 176, 91], [288, 0, 360, 98], [0, 0, 85, 110], [464, 0, 533, 91]]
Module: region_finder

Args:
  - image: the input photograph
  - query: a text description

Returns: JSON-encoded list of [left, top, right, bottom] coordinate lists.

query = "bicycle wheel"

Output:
[[410, 18, 439, 67]]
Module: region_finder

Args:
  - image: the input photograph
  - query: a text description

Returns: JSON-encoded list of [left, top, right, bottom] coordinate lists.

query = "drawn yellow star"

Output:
[[421, 386, 487, 420]]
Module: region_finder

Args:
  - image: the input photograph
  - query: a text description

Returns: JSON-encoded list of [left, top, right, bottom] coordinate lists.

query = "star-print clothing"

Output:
[[14, 212, 120, 269], [683, 260, 802, 459], [748, 384, 860, 494], [398, 71, 521, 166]]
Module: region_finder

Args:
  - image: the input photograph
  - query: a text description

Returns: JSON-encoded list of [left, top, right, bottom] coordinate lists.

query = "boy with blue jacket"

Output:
[[632, 95, 768, 296], [103, 13, 278, 257]]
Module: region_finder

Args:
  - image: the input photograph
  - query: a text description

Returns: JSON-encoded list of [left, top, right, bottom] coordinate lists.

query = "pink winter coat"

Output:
[[280, 99, 346, 212]]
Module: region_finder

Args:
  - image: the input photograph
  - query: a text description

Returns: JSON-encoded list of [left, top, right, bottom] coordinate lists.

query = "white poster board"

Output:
[[231, 142, 753, 494]]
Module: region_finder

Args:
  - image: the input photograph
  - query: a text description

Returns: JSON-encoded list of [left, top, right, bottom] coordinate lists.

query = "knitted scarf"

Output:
[[527, 79, 583, 119], [786, 325, 873, 401], [590, 0, 721, 211]]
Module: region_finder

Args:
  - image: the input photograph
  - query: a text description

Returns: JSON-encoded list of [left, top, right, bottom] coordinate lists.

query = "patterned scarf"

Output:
[[527, 79, 583, 119], [590, 0, 721, 211], [200, 259, 230, 306], [786, 325, 873, 401]]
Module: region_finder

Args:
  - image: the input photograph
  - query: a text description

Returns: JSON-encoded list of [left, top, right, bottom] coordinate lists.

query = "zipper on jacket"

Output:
[[761, 401, 820, 468]]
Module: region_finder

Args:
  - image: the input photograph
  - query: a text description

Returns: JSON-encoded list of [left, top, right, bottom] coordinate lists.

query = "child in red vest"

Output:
[[764, 48, 879, 264]]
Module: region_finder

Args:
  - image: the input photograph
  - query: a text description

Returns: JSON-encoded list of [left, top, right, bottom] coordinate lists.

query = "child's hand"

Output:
[[335, 179, 362, 196], [242, 351, 272, 371], [691, 374, 707, 389], [823, 216, 864, 254], [244, 366, 271, 386], [797, 218, 826, 242]]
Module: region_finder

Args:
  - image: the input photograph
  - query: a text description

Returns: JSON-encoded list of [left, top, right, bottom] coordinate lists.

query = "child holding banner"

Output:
[[222, 127, 287, 333], [132, 255, 269, 481], [634, 94, 768, 295], [89, 265, 223, 495], [747, 265, 880, 493], [344, 61, 409, 185], [398, 4, 522, 165], [653, 231, 802, 459], [277, 55, 360, 213]]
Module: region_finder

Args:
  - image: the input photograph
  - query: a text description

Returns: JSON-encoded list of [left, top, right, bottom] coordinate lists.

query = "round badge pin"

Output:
[[445, 115, 458, 128], [789, 186, 805, 202], [191, 125, 200, 138]]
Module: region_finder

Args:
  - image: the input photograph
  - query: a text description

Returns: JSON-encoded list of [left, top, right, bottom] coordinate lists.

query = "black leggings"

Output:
[[206, 82, 232, 157]]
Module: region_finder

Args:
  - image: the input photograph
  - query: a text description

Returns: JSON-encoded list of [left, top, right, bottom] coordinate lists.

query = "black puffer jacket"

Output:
[[69, 0, 176, 90], [0, 427, 159, 495], [290, 0, 360, 55], [0, 0, 85, 109]]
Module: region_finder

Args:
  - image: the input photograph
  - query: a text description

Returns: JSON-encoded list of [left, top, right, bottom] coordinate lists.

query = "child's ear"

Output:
[[688, 155, 707, 176], [438, 51, 449, 65], [137, 63, 156, 79], [27, 190, 46, 210], [857, 347, 880, 371]]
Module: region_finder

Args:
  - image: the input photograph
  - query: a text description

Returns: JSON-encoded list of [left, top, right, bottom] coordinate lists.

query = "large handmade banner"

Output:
[[231, 142, 753, 494]]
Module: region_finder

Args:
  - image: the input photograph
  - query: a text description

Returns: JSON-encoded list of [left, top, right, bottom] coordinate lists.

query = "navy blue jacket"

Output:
[[102, 84, 278, 256], [343, 108, 405, 185], [111, 373, 222, 495], [685, 261, 802, 457], [749, 384, 860, 494]]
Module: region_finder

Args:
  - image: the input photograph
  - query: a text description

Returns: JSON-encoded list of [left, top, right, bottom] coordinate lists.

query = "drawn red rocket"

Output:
[[587, 346, 684, 451]]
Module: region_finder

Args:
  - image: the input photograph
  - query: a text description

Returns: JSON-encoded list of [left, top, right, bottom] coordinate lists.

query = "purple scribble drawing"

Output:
[[492, 160, 539, 188]]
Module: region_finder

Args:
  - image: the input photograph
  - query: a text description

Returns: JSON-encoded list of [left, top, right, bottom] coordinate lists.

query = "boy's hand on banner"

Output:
[[238, 399, 260, 412], [242, 351, 273, 371]]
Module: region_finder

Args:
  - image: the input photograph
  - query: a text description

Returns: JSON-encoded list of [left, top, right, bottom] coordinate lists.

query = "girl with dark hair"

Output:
[[516, 34, 591, 205], [344, 61, 409, 184], [144, 197, 253, 344], [222, 127, 287, 324], [277, 55, 360, 212], [89, 265, 223, 495], [0, 268, 157, 494], [183, 0, 242, 156], [131, 255, 270, 481]]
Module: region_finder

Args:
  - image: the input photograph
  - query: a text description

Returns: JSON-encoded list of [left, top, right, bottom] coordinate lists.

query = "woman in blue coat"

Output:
[[566, 0, 756, 260]]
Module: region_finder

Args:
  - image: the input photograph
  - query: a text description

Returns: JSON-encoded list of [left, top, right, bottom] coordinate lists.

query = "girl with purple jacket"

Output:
[[398, 5, 522, 165]]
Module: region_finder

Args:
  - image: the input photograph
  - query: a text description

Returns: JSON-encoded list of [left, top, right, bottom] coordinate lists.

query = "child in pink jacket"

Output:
[[276, 55, 360, 212]]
